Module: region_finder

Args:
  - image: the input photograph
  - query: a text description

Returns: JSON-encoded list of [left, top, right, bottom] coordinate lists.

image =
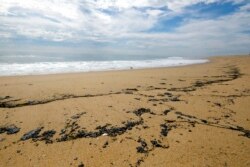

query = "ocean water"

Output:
[[0, 55, 208, 76]]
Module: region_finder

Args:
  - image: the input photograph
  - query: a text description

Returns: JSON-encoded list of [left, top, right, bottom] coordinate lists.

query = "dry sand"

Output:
[[0, 55, 250, 167]]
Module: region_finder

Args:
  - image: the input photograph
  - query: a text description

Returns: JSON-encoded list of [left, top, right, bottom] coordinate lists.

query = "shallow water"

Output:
[[0, 57, 208, 76]]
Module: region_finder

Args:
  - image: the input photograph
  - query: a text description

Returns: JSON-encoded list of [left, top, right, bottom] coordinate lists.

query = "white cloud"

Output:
[[0, 0, 249, 57], [0, 0, 81, 20], [0, 0, 247, 40]]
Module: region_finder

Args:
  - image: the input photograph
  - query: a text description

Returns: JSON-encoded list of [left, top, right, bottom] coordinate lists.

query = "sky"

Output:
[[0, 0, 250, 59]]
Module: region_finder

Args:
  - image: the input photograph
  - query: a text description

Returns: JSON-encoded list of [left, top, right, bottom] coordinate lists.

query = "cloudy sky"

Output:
[[0, 0, 250, 58]]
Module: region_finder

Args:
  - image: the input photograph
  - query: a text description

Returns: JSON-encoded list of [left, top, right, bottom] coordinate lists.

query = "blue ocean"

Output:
[[0, 54, 208, 76]]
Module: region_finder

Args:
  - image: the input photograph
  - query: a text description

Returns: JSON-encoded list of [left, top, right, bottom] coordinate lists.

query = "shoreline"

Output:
[[0, 54, 248, 78], [0, 55, 249, 167], [0, 57, 210, 78]]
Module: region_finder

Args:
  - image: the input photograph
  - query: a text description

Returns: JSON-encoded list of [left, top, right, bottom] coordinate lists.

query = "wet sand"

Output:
[[0, 55, 250, 167]]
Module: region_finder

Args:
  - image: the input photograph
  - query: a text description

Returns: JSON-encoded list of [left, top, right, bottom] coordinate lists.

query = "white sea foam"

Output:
[[0, 58, 208, 76]]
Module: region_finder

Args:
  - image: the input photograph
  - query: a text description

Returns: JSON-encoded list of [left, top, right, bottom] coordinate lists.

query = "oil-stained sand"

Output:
[[0, 56, 250, 167]]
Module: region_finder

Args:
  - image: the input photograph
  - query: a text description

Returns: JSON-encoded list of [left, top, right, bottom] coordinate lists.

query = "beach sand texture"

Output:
[[0, 56, 250, 167]]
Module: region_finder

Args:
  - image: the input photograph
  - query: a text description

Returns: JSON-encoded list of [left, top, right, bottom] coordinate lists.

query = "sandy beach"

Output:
[[0, 55, 249, 167]]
